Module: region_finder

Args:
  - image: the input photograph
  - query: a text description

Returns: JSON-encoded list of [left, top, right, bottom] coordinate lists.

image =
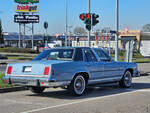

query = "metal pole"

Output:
[[45, 28, 48, 46], [31, 10, 34, 50], [32, 23, 34, 50], [23, 23, 25, 48], [88, 0, 91, 47], [65, 0, 68, 47], [19, 23, 21, 48], [115, 0, 119, 61]]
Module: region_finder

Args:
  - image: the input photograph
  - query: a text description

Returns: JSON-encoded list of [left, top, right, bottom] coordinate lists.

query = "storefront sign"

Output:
[[16, 5, 38, 13], [15, 0, 39, 3], [14, 15, 39, 23]]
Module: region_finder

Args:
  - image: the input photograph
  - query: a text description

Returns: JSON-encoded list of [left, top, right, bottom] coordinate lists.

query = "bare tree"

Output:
[[74, 27, 86, 35], [142, 24, 150, 32], [0, 19, 4, 46]]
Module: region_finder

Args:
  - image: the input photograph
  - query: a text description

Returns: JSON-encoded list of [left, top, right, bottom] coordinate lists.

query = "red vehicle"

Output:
[[38, 44, 49, 52]]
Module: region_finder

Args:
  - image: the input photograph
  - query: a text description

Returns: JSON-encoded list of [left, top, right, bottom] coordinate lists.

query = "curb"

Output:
[[0, 86, 28, 93]]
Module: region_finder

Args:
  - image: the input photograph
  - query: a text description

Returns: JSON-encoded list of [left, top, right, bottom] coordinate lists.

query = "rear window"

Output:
[[33, 49, 74, 61]]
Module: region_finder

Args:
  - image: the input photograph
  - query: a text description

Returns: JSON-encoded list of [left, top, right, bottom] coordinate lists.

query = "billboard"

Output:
[[16, 5, 38, 13], [15, 0, 39, 3], [14, 15, 39, 23]]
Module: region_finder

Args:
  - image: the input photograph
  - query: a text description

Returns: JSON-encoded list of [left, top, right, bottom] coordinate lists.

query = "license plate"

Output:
[[28, 81, 37, 86], [24, 66, 32, 72]]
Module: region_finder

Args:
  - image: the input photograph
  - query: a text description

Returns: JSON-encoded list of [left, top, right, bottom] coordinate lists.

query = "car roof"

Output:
[[45, 47, 90, 50]]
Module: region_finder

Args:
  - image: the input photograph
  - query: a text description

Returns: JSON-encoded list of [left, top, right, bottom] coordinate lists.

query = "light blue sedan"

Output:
[[3, 47, 139, 95]]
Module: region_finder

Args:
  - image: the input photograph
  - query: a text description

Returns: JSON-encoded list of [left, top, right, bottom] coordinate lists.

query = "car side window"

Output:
[[73, 48, 83, 61], [95, 49, 110, 61], [84, 49, 97, 62]]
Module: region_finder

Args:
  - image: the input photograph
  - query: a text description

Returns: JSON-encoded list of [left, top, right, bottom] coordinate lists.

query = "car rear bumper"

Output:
[[3, 76, 70, 87]]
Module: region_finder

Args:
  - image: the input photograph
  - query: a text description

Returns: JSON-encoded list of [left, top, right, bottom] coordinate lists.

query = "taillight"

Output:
[[4, 80, 8, 83], [7, 66, 12, 74], [44, 67, 50, 75]]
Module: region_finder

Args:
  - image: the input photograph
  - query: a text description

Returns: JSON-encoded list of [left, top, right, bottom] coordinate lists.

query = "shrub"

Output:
[[0, 47, 37, 54]]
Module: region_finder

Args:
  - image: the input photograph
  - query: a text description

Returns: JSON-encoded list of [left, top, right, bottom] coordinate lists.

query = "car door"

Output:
[[83, 48, 104, 81], [94, 49, 122, 80]]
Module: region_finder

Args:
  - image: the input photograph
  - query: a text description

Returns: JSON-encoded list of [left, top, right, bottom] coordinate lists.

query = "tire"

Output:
[[69, 75, 87, 96], [29, 87, 45, 94], [119, 71, 132, 88]]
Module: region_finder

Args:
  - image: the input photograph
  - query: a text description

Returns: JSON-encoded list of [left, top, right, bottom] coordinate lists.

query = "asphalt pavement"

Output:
[[0, 63, 150, 113], [0, 76, 150, 113]]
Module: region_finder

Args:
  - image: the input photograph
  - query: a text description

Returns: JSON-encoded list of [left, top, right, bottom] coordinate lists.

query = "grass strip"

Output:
[[0, 74, 13, 88]]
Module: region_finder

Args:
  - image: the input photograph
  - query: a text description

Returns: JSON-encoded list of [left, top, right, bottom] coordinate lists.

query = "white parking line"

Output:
[[138, 89, 150, 92], [21, 89, 141, 113]]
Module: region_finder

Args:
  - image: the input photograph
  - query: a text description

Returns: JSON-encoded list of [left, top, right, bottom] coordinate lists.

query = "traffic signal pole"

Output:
[[65, 0, 68, 47], [88, 0, 91, 47], [115, 0, 119, 61]]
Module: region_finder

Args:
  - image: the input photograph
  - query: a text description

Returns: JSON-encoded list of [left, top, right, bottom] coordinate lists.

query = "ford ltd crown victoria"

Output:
[[3, 47, 139, 95]]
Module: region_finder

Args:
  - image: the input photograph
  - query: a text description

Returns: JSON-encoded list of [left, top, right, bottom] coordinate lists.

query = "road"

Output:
[[0, 76, 150, 113]]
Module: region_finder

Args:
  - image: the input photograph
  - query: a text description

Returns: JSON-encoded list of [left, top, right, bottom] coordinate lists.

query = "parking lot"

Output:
[[0, 75, 150, 113]]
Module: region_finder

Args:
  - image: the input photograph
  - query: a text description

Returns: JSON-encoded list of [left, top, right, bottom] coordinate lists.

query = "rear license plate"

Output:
[[28, 81, 37, 86], [24, 66, 32, 72]]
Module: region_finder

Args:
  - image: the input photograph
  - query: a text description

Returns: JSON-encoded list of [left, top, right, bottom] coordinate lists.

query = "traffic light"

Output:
[[92, 13, 99, 26], [79, 13, 92, 31], [79, 13, 85, 21], [85, 13, 91, 31]]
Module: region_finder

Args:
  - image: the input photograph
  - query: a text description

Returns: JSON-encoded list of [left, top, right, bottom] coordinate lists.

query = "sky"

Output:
[[0, 0, 150, 35]]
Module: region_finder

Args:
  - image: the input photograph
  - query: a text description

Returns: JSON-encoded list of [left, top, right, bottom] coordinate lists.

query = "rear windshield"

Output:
[[33, 49, 74, 61]]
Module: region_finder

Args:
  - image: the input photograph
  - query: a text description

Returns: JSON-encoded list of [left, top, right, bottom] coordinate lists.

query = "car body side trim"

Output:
[[88, 77, 122, 85]]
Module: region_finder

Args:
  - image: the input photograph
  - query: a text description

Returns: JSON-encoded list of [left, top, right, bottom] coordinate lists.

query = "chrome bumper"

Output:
[[3, 76, 70, 87]]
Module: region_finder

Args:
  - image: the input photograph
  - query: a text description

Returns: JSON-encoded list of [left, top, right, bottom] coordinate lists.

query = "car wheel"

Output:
[[29, 87, 45, 94], [69, 75, 86, 96], [119, 71, 132, 88]]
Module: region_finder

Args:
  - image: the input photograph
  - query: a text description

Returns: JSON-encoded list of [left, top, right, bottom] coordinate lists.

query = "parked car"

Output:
[[38, 43, 50, 52], [3, 47, 139, 95]]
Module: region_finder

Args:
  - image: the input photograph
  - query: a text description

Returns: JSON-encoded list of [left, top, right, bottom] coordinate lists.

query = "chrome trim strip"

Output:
[[88, 77, 122, 84], [10, 74, 48, 78], [90, 69, 124, 73]]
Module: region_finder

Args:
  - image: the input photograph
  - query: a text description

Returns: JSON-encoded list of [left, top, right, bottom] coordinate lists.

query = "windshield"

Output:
[[33, 49, 74, 61]]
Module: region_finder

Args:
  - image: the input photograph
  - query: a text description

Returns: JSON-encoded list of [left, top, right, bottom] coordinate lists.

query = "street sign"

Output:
[[16, 4, 38, 13], [59, 36, 65, 39], [14, 15, 39, 23], [44, 22, 48, 29], [14, 0, 39, 3]]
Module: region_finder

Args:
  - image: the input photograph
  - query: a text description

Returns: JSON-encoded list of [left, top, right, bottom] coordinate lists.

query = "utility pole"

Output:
[[19, 23, 21, 48], [32, 23, 34, 50], [23, 23, 26, 48], [31, 7, 34, 50], [88, 0, 91, 47], [65, 0, 68, 47], [115, 0, 119, 61]]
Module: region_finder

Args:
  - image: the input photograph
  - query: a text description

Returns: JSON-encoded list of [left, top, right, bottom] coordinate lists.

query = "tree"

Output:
[[0, 19, 2, 37], [142, 24, 150, 32], [74, 27, 86, 35], [0, 19, 4, 46]]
